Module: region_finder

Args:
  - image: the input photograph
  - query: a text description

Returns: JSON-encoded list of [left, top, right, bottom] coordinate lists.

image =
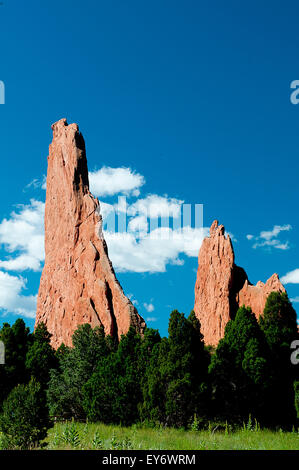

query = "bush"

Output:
[[0, 378, 52, 449]]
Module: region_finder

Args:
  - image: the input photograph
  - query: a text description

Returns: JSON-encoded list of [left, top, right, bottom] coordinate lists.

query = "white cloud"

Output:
[[0, 254, 42, 272], [259, 224, 292, 241], [143, 302, 155, 312], [0, 164, 209, 320], [41, 177, 47, 190], [96, 188, 208, 273], [290, 296, 299, 303], [253, 239, 290, 251], [281, 268, 299, 284], [128, 215, 148, 234], [227, 232, 237, 242], [0, 199, 45, 272], [89, 167, 145, 197], [24, 176, 47, 191], [247, 224, 292, 251], [127, 293, 139, 306], [99, 201, 115, 220], [0, 271, 37, 318], [104, 226, 209, 273], [24, 179, 40, 190], [128, 194, 183, 218], [272, 242, 290, 250], [100, 194, 185, 233], [146, 317, 158, 322], [0, 166, 207, 280]]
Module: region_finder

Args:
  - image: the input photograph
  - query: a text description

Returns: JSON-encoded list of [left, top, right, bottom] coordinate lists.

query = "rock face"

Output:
[[35, 119, 145, 348], [237, 273, 285, 319], [194, 220, 285, 346]]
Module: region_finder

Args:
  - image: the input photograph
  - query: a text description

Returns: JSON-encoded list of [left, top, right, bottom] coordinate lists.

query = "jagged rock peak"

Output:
[[35, 119, 145, 348], [209, 219, 225, 236], [194, 220, 286, 346]]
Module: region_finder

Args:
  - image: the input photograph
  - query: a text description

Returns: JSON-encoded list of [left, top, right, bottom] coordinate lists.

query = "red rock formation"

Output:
[[237, 273, 285, 319], [194, 221, 235, 346], [35, 119, 145, 348], [194, 220, 285, 346]]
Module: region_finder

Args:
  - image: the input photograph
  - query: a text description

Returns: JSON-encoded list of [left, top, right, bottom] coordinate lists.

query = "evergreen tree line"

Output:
[[0, 292, 298, 448]]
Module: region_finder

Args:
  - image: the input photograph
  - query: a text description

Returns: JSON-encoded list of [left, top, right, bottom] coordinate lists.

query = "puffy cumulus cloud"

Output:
[[281, 269, 299, 285], [0, 254, 42, 272], [100, 194, 184, 226], [128, 215, 148, 235], [0, 164, 206, 286], [104, 226, 209, 273], [0, 164, 208, 319], [0, 186, 205, 277], [0, 271, 37, 318], [89, 167, 145, 197], [246, 224, 292, 251], [97, 194, 208, 272], [0, 199, 45, 272], [128, 194, 183, 218]]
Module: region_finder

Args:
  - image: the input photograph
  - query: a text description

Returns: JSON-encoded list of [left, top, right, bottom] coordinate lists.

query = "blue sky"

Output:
[[0, 0, 298, 337]]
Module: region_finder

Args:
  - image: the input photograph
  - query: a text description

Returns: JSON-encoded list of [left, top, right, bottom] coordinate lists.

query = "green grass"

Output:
[[45, 422, 299, 450]]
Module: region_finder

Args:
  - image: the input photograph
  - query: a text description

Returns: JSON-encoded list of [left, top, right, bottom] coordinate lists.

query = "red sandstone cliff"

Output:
[[35, 119, 145, 348], [194, 220, 286, 346]]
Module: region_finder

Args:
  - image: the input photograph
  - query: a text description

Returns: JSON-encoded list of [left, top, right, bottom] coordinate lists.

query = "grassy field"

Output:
[[45, 421, 299, 450]]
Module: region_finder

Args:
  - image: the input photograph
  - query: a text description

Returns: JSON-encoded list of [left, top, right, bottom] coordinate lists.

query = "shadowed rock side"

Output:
[[194, 220, 286, 346], [35, 119, 145, 348]]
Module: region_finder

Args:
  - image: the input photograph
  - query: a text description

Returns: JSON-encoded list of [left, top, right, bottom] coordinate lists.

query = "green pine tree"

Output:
[[47, 323, 113, 420], [141, 310, 210, 428], [0, 377, 52, 449], [259, 292, 299, 426], [25, 322, 57, 389], [209, 306, 270, 424], [0, 319, 31, 407], [83, 327, 143, 425]]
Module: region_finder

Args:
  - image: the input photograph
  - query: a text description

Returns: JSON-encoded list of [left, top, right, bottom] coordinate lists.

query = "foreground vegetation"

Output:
[[44, 421, 299, 450], [0, 291, 298, 449]]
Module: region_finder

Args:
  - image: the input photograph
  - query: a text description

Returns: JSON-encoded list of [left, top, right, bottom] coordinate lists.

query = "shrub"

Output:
[[0, 377, 52, 449]]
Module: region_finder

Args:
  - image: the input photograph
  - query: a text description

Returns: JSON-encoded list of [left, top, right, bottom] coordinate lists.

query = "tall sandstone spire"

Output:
[[35, 119, 145, 348], [194, 220, 285, 346]]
